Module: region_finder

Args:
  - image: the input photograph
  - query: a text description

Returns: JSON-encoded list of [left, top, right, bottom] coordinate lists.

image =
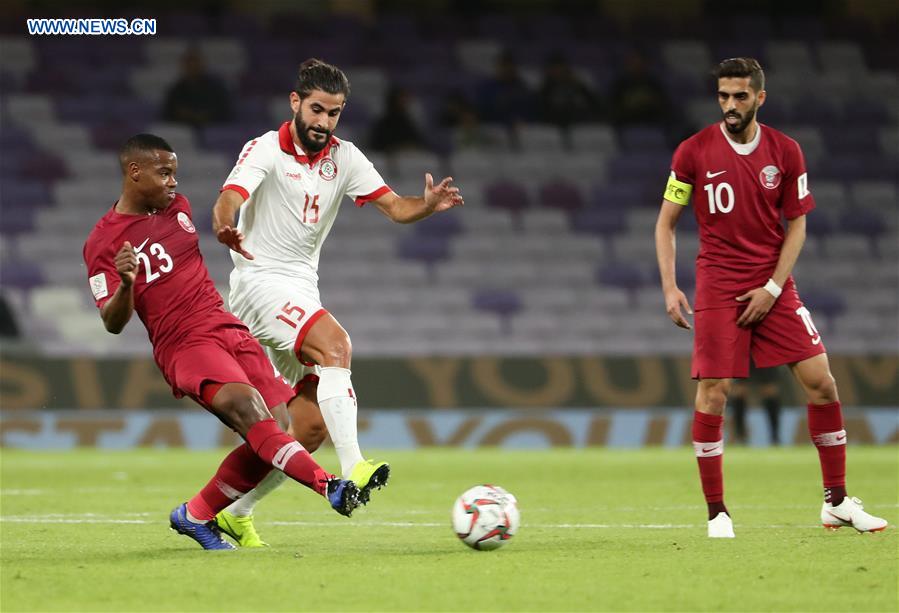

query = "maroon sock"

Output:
[[692, 410, 728, 520], [807, 402, 847, 505], [186, 443, 273, 521], [246, 419, 331, 496]]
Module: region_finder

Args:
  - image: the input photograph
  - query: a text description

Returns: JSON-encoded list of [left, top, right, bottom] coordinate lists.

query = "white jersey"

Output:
[[222, 121, 390, 283]]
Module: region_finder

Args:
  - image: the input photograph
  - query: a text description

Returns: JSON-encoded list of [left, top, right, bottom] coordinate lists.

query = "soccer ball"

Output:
[[452, 484, 520, 551]]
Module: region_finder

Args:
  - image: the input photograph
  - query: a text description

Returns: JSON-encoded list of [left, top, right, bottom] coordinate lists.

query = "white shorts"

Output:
[[228, 271, 325, 386]]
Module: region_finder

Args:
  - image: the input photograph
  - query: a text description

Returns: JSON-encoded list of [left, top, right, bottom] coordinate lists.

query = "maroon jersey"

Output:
[[83, 194, 246, 367], [669, 123, 816, 309]]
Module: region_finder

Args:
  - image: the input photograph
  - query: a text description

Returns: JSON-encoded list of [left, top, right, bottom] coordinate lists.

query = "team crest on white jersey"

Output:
[[177, 211, 196, 233], [759, 165, 781, 189], [319, 158, 337, 181]]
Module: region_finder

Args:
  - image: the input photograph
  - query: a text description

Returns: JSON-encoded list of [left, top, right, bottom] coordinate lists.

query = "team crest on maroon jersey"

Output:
[[319, 158, 337, 181], [177, 211, 196, 233], [759, 165, 782, 189]]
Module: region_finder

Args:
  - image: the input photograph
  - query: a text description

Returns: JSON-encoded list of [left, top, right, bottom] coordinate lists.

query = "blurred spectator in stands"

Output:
[[729, 366, 783, 445], [536, 52, 602, 129], [369, 86, 428, 153], [0, 294, 21, 338], [477, 49, 534, 144], [162, 47, 232, 129], [609, 50, 670, 126], [439, 89, 499, 149]]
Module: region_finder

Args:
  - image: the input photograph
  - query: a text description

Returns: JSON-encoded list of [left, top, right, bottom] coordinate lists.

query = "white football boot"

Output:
[[708, 512, 735, 538], [821, 497, 888, 533]]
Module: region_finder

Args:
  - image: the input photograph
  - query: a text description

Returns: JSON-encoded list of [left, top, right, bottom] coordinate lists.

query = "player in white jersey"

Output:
[[210, 59, 463, 546]]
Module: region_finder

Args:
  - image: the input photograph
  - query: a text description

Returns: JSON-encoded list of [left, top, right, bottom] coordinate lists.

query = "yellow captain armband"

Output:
[[663, 174, 693, 206]]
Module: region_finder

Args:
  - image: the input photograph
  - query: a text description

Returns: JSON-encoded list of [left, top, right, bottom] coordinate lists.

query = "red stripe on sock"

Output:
[[807, 402, 846, 488], [246, 419, 332, 495], [187, 443, 272, 521]]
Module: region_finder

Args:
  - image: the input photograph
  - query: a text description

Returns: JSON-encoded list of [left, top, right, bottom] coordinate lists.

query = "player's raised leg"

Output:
[[216, 378, 329, 546], [301, 313, 390, 503], [790, 354, 887, 533], [694, 378, 734, 538], [209, 383, 360, 516]]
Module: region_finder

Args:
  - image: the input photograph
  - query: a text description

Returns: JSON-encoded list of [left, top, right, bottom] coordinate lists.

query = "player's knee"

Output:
[[224, 394, 271, 435], [270, 403, 290, 430], [699, 380, 730, 413], [321, 335, 352, 367], [293, 419, 328, 452], [806, 372, 838, 403]]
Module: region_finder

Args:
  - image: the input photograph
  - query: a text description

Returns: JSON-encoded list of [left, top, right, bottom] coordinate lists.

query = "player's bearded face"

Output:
[[294, 115, 331, 153], [722, 102, 758, 135]]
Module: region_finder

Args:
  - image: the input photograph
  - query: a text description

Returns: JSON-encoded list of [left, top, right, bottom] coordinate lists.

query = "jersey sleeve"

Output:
[[663, 139, 696, 205], [781, 139, 816, 219], [221, 137, 274, 200], [343, 143, 392, 207], [83, 233, 120, 310]]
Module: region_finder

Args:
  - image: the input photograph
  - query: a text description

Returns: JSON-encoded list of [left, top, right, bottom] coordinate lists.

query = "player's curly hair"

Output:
[[713, 57, 765, 92], [295, 58, 350, 101]]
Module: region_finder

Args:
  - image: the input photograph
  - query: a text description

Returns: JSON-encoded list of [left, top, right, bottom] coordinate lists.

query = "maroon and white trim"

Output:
[[221, 183, 250, 200], [292, 308, 329, 367], [354, 185, 392, 207]]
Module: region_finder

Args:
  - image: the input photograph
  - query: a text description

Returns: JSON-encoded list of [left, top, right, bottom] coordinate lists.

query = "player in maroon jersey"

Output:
[[83, 134, 361, 549], [654, 58, 886, 537]]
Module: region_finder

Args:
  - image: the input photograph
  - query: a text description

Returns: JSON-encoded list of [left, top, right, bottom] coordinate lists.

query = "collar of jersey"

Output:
[[719, 121, 762, 156], [278, 121, 338, 167]]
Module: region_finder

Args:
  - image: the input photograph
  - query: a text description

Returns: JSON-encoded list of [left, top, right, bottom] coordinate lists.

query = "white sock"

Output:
[[223, 469, 288, 517], [317, 366, 364, 478]]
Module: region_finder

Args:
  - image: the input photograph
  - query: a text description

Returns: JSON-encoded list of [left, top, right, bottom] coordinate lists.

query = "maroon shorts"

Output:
[[162, 326, 293, 410], [692, 284, 826, 379]]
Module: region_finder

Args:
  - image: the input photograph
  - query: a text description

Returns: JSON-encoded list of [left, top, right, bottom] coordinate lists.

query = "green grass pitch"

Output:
[[1, 446, 896, 612]]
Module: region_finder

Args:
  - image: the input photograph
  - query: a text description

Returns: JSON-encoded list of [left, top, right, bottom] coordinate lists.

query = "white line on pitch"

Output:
[[0, 515, 860, 530]]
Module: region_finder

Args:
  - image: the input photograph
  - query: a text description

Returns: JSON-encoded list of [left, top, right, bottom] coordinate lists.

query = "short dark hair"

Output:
[[294, 58, 350, 100], [713, 57, 765, 92], [118, 134, 174, 173]]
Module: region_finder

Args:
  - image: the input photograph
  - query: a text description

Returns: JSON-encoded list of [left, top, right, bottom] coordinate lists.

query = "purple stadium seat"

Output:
[[619, 125, 668, 152], [839, 208, 886, 238], [472, 289, 522, 318], [0, 261, 43, 288], [590, 182, 647, 207], [804, 210, 833, 236], [607, 154, 670, 183], [538, 180, 584, 212], [571, 208, 627, 236], [413, 211, 463, 237], [202, 125, 256, 156], [397, 235, 449, 264], [597, 262, 647, 292], [3, 182, 50, 206], [0, 204, 37, 234], [484, 180, 531, 213], [802, 288, 846, 320]]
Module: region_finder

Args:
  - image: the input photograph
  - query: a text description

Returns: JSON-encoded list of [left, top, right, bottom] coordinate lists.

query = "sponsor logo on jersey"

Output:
[[759, 165, 781, 189], [177, 212, 196, 234], [319, 158, 337, 181], [285, 171, 302, 181]]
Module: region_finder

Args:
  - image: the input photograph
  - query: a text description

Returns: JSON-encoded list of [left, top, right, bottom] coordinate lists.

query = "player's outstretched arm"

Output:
[[212, 188, 254, 260], [100, 241, 137, 334], [655, 199, 693, 329], [373, 173, 464, 224]]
